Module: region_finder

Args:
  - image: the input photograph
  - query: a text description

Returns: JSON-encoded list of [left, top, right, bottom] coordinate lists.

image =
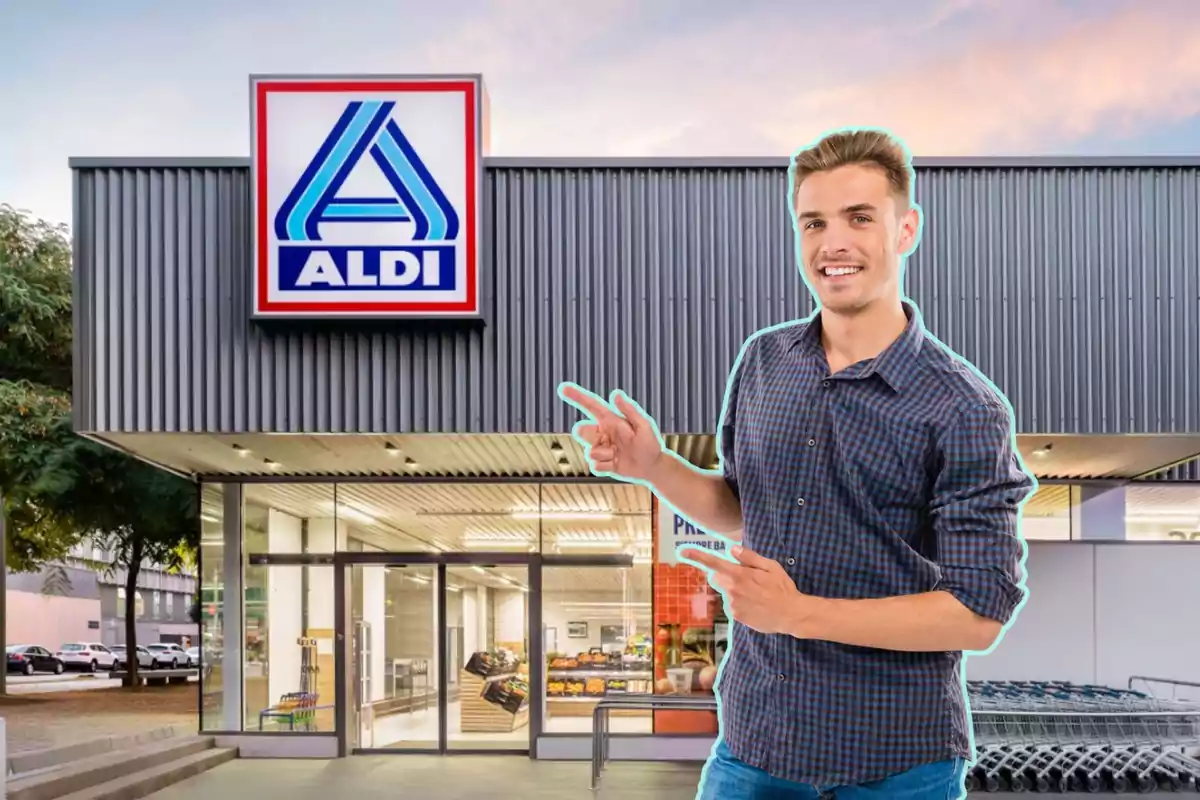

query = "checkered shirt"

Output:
[[714, 300, 1035, 786]]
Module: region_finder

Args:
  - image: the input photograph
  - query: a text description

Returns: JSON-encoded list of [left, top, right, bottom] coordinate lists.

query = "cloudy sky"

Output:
[[3, 0, 1199, 225]]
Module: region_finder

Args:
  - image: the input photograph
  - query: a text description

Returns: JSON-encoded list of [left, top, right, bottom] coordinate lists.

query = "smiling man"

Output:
[[559, 128, 1036, 798]]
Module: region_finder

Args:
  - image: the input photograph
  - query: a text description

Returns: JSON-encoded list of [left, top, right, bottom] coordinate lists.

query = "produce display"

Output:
[[654, 623, 719, 696], [545, 635, 655, 701], [465, 649, 522, 679], [482, 674, 530, 713]]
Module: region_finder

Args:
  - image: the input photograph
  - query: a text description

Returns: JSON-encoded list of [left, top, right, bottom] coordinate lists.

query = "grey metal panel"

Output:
[[68, 155, 1200, 170], [72, 162, 1200, 439]]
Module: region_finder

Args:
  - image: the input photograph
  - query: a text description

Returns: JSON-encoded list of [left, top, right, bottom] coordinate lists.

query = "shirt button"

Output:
[[777, 673, 786, 681], [786, 557, 796, 566], [822, 380, 831, 388], [806, 438, 816, 447], [797, 497, 805, 507]]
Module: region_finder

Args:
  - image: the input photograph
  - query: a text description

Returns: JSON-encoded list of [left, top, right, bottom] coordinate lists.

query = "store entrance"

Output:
[[342, 556, 534, 755]]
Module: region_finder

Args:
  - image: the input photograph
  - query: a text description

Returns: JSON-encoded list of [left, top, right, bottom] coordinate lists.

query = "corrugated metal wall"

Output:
[[71, 159, 1200, 437]]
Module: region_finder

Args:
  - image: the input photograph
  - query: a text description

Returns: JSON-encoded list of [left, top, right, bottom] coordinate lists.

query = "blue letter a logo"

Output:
[[273, 100, 460, 244]]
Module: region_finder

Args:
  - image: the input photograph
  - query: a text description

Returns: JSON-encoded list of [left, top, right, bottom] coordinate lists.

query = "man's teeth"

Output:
[[823, 266, 862, 276]]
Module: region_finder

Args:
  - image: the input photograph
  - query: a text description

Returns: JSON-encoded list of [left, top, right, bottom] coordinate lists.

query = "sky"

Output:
[[3, 0, 1199, 226]]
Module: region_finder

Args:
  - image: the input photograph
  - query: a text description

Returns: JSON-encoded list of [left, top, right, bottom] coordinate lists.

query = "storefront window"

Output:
[[542, 564, 652, 733], [198, 483, 227, 732], [242, 484, 338, 733], [1124, 485, 1200, 542], [1020, 485, 1073, 540], [652, 497, 722, 734]]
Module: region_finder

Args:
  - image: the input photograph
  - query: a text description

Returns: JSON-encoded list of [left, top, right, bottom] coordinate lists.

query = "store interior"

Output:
[[202, 477, 1200, 743]]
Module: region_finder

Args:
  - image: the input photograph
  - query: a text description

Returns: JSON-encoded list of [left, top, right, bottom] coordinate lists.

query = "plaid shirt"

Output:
[[715, 300, 1035, 786]]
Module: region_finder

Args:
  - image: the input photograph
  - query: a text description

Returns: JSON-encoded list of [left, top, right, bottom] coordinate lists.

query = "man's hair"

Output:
[[789, 129, 914, 210]]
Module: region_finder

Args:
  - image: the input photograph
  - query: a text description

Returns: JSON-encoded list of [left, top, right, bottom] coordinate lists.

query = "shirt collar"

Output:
[[789, 299, 927, 393]]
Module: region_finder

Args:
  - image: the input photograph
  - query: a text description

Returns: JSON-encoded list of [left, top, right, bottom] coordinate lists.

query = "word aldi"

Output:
[[250, 74, 485, 318]]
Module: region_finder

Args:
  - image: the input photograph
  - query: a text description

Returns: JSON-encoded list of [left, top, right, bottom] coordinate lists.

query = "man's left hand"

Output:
[[679, 544, 821, 636]]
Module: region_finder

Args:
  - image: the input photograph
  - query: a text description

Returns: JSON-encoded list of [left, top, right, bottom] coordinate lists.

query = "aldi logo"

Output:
[[250, 75, 484, 318]]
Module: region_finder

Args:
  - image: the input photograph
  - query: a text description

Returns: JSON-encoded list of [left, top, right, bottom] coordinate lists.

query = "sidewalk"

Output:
[[149, 755, 704, 799]]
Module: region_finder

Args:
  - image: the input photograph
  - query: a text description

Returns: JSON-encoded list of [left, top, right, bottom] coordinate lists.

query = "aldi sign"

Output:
[[250, 74, 485, 318]]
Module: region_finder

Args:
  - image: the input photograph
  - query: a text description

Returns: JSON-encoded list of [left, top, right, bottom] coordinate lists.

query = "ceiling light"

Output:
[[263, 458, 281, 469], [404, 457, 418, 469], [1032, 443, 1053, 458], [233, 444, 250, 457], [550, 441, 563, 452], [201, 514, 219, 523], [556, 539, 624, 549], [384, 443, 401, 456], [336, 505, 377, 525]]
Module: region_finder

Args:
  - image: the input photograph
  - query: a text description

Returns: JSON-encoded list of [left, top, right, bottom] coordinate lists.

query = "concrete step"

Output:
[[55, 747, 236, 800], [7, 725, 186, 779], [6, 736, 219, 800]]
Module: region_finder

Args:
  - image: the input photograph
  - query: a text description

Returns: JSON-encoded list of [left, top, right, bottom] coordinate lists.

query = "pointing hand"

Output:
[[558, 383, 666, 483]]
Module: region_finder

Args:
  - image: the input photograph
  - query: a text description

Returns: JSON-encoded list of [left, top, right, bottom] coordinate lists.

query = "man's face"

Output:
[[793, 163, 919, 315]]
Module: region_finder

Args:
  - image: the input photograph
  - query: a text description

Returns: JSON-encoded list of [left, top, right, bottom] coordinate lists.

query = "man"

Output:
[[559, 128, 1036, 798]]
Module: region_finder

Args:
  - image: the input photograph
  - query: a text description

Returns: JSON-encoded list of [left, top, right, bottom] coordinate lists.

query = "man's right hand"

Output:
[[558, 383, 666, 483]]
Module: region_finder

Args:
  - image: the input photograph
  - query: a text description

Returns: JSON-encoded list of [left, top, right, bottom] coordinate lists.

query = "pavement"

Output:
[[148, 756, 1107, 799], [0, 682, 197, 753]]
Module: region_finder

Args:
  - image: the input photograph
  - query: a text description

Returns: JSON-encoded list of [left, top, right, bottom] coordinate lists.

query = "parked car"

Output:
[[56, 642, 118, 672], [110, 644, 159, 670], [6, 645, 65, 675], [146, 643, 190, 668]]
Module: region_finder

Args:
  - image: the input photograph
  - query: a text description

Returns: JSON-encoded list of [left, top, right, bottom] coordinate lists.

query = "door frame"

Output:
[[334, 551, 543, 757]]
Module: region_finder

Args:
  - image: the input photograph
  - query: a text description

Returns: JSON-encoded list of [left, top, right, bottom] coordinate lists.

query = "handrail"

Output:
[[1128, 676, 1200, 700], [590, 694, 718, 790]]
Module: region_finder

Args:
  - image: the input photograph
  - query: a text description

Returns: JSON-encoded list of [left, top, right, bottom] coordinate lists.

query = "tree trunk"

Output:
[[124, 538, 144, 690]]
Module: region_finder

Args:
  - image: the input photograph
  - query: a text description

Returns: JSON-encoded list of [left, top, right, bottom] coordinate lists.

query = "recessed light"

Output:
[[233, 444, 250, 457], [264, 458, 281, 469], [405, 457, 417, 469], [550, 441, 563, 452], [384, 443, 401, 456], [1032, 443, 1053, 458]]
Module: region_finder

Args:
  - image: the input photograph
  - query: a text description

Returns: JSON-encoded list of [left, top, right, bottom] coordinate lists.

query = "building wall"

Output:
[[70, 157, 1200, 438], [6, 591, 103, 650], [965, 541, 1200, 691]]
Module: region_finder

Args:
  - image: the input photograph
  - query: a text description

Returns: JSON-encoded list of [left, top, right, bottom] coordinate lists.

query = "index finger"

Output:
[[558, 382, 621, 424], [678, 546, 741, 576]]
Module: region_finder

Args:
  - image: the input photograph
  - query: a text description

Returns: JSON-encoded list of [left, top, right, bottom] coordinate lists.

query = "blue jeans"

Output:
[[697, 740, 968, 799]]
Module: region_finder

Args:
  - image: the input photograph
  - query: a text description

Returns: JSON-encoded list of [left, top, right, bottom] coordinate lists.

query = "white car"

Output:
[[146, 643, 191, 668], [110, 644, 158, 670], [57, 643, 118, 672]]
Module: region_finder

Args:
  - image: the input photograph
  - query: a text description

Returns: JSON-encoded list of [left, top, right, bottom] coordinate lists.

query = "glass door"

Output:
[[444, 564, 531, 752], [346, 563, 440, 752]]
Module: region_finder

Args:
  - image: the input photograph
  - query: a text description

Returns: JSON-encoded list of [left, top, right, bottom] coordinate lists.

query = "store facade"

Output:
[[69, 74, 1200, 761]]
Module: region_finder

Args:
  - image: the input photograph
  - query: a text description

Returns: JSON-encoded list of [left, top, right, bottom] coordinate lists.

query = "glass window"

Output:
[[1021, 485, 1074, 540], [652, 497, 722, 735], [153, 591, 161, 619], [334, 483, 543, 553], [117, 587, 126, 619], [539, 484, 653, 559], [542, 564, 652, 733], [199, 483, 227, 732], [243, 564, 337, 732], [1124, 485, 1200, 542], [166, 593, 174, 618], [241, 483, 339, 733]]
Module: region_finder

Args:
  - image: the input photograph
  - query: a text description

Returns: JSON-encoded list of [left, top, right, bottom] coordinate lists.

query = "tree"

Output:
[[0, 202, 198, 689], [0, 204, 86, 570]]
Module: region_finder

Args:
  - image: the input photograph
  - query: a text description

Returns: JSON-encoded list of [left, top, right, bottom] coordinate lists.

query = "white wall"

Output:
[[965, 542, 1200, 690], [494, 590, 526, 648]]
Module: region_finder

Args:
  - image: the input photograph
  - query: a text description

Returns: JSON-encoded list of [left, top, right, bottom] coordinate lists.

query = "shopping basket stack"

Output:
[[966, 680, 1200, 793]]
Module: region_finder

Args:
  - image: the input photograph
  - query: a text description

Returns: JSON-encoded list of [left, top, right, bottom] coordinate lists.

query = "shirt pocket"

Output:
[[833, 414, 932, 512]]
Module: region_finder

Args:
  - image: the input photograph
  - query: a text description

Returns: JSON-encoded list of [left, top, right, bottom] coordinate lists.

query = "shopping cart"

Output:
[[964, 680, 1200, 793]]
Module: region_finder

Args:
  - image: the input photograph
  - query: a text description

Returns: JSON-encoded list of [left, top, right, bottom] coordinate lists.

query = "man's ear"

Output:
[[898, 204, 922, 256]]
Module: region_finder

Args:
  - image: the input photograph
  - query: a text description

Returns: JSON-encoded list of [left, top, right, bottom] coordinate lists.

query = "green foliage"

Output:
[[40, 562, 74, 596], [0, 201, 198, 577], [0, 204, 73, 391]]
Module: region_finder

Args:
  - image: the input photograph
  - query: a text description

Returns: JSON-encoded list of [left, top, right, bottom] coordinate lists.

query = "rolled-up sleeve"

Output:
[[930, 400, 1036, 625]]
